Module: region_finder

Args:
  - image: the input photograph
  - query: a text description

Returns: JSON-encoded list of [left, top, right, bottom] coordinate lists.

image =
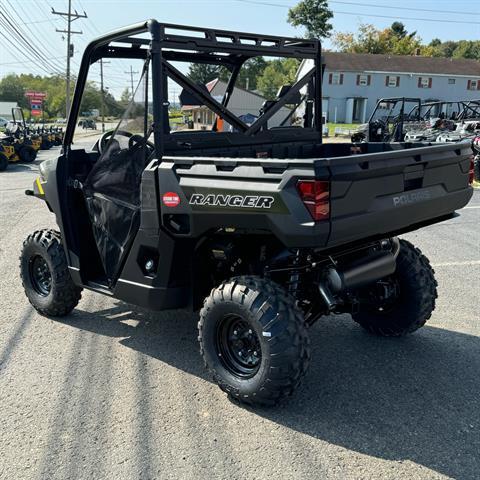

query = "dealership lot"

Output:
[[0, 148, 479, 480]]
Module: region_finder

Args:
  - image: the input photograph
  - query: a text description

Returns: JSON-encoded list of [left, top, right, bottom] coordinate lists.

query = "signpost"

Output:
[[25, 91, 47, 122]]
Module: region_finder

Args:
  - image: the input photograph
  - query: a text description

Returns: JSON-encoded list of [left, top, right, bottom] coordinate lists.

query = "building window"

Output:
[[357, 74, 371, 86], [418, 77, 432, 88], [448, 78, 456, 85], [329, 72, 344, 85], [467, 79, 480, 90], [386, 75, 399, 88], [377, 100, 394, 110]]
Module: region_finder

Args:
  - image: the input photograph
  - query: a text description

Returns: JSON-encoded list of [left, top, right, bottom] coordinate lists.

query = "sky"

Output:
[[1, 0, 480, 100]]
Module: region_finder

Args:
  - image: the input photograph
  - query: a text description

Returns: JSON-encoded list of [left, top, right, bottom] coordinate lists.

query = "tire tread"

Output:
[[20, 229, 82, 316], [198, 275, 310, 406]]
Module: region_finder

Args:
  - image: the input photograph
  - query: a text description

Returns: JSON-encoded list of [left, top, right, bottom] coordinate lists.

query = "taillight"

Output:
[[469, 156, 475, 185], [297, 180, 330, 222]]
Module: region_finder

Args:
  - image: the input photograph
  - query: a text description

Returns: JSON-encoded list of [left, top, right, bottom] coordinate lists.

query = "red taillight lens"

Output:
[[297, 180, 330, 221], [469, 156, 475, 185]]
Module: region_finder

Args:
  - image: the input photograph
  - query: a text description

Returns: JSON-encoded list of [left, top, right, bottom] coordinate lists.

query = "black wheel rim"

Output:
[[216, 314, 262, 378], [29, 255, 52, 296], [366, 277, 401, 314]]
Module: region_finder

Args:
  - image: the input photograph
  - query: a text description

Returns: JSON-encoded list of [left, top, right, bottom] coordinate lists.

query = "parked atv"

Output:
[[35, 126, 54, 150], [405, 101, 480, 143], [351, 97, 422, 143], [4, 108, 38, 162], [0, 144, 9, 171], [473, 136, 480, 181], [2, 122, 37, 164], [20, 21, 475, 406]]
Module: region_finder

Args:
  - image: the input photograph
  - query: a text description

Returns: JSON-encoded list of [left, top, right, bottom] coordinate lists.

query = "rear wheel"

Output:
[[19, 145, 36, 163], [352, 239, 437, 336], [0, 152, 8, 171], [474, 156, 480, 182], [20, 230, 82, 316], [199, 276, 310, 406]]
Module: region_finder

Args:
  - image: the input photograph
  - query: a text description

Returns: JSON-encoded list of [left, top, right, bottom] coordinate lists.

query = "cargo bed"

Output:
[[158, 141, 473, 250]]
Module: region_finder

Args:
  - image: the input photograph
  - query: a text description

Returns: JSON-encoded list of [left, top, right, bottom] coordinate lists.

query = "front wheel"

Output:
[[20, 230, 82, 316], [352, 239, 438, 336], [0, 152, 8, 171], [199, 276, 310, 406]]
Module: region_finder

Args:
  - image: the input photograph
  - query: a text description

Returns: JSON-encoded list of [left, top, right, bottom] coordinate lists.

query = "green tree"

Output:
[[218, 57, 268, 90], [425, 39, 480, 60], [390, 22, 408, 39], [0, 73, 123, 119], [452, 40, 480, 60], [333, 23, 422, 56], [187, 63, 222, 84], [120, 88, 131, 104], [257, 58, 300, 100], [0, 74, 28, 108], [287, 0, 334, 39]]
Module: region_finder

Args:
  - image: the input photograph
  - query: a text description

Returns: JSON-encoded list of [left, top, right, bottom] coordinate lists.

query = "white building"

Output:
[[181, 78, 291, 131], [0, 101, 19, 120], [298, 53, 480, 123]]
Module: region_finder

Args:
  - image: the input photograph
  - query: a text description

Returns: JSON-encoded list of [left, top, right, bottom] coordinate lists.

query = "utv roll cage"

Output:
[[364, 97, 421, 142], [369, 97, 422, 121], [407, 100, 480, 122], [458, 100, 480, 121], [66, 20, 324, 155]]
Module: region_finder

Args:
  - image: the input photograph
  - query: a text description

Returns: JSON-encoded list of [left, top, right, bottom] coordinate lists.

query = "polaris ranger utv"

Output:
[[351, 97, 422, 143], [20, 21, 474, 406]]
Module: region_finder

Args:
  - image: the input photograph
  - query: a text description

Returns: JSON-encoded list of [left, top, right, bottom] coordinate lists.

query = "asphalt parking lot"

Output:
[[0, 146, 479, 480]]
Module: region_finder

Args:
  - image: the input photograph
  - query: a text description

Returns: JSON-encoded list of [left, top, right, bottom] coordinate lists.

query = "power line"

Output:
[[231, 0, 480, 25], [75, 0, 102, 34], [0, 29, 58, 76], [0, 4, 65, 75], [53, 1, 88, 118], [0, 56, 68, 67], [329, 0, 480, 17], [4, 0, 68, 73], [331, 9, 480, 25]]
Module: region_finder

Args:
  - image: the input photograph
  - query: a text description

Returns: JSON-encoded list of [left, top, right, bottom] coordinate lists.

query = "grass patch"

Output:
[[326, 123, 358, 137], [169, 116, 185, 126]]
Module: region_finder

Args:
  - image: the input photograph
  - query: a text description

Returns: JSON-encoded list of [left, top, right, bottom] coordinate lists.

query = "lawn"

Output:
[[326, 122, 358, 137]]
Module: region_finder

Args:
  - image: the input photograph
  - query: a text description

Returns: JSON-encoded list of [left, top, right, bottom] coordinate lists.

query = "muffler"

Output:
[[318, 238, 400, 309]]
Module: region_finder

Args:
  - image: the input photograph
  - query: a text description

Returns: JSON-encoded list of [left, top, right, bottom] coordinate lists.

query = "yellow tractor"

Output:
[[4, 108, 38, 163], [0, 143, 10, 171]]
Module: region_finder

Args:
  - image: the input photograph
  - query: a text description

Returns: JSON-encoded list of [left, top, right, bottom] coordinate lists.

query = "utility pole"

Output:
[[99, 59, 110, 133], [52, 1, 87, 120], [124, 65, 139, 99]]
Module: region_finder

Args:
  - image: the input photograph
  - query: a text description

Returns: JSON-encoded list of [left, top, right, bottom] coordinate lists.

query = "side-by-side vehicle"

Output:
[[20, 21, 474, 406]]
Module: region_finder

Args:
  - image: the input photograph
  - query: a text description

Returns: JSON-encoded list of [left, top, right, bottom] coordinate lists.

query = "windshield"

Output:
[[100, 60, 151, 161], [72, 57, 150, 154]]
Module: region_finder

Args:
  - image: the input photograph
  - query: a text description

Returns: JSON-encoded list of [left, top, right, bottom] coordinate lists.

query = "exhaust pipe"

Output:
[[318, 238, 400, 309]]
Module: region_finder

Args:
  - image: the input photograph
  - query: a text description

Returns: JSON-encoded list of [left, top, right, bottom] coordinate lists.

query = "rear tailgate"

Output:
[[323, 142, 473, 247]]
